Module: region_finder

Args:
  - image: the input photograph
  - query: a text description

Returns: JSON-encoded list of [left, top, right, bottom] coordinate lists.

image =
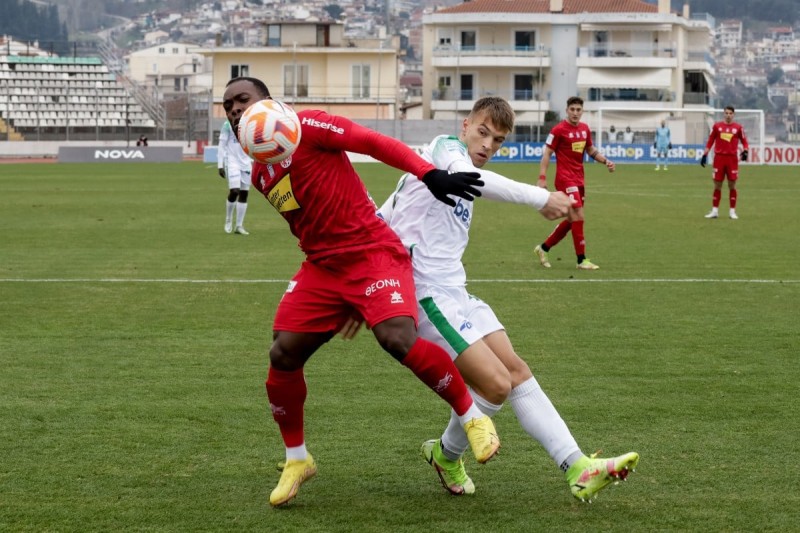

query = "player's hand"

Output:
[[218, 168, 226, 179], [740, 149, 748, 162], [421, 169, 483, 207], [653, 142, 657, 149], [536, 175, 548, 189], [605, 159, 615, 172], [668, 143, 672, 150], [700, 154, 707, 167], [538, 191, 572, 220], [339, 314, 366, 340]]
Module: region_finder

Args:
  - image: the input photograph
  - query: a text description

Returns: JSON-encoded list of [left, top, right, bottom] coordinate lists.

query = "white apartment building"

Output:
[[127, 42, 212, 95], [422, 0, 716, 137]]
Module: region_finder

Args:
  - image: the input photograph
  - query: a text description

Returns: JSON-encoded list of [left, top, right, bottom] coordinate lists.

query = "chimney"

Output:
[[658, 0, 670, 14], [550, 0, 563, 13]]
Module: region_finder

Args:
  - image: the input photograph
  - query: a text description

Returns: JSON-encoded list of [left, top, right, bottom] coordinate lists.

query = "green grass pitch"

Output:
[[1, 160, 798, 532]]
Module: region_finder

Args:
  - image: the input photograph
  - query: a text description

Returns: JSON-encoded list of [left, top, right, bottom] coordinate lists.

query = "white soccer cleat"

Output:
[[534, 245, 551, 268], [729, 210, 738, 220], [224, 220, 233, 233], [234, 226, 250, 235], [704, 209, 718, 219]]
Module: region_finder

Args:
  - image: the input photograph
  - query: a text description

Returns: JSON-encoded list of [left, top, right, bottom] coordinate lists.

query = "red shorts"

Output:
[[273, 242, 418, 333], [557, 184, 585, 208], [712, 154, 739, 182]]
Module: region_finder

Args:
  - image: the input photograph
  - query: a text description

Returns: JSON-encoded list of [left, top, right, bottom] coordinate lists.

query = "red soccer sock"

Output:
[[402, 338, 472, 416], [570, 220, 586, 257], [730, 189, 737, 209], [266, 367, 307, 448], [712, 189, 722, 208], [544, 220, 571, 249]]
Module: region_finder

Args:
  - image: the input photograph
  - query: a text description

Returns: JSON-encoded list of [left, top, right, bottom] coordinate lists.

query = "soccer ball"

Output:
[[238, 99, 302, 164]]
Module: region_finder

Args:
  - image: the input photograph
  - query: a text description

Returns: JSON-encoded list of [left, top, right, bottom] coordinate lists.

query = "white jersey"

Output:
[[378, 134, 550, 287], [218, 120, 253, 172]]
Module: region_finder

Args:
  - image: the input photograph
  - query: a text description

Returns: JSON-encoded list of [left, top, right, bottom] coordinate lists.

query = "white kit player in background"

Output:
[[377, 96, 639, 502], [217, 119, 252, 235]]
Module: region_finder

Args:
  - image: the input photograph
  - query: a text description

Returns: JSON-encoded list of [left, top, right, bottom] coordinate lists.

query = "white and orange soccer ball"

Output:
[[238, 99, 302, 164]]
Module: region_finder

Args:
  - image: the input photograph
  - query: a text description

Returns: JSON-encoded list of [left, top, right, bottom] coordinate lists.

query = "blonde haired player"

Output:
[[378, 96, 639, 501]]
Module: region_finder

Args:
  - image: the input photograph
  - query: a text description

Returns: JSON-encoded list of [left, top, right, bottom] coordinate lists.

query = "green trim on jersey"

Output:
[[419, 296, 470, 354]]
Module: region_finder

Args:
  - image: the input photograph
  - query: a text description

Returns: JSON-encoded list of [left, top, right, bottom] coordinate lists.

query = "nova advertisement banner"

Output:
[[58, 146, 183, 163]]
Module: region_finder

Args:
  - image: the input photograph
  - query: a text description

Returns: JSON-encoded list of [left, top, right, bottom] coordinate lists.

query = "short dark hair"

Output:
[[567, 96, 583, 107], [724, 105, 735, 113], [226, 76, 271, 98]]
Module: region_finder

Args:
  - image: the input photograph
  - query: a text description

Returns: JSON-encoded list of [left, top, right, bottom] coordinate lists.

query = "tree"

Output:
[[767, 67, 784, 85], [323, 4, 344, 20]]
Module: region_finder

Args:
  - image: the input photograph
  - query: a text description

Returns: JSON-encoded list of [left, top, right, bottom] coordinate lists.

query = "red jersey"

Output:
[[546, 120, 593, 187], [251, 109, 435, 262], [706, 121, 749, 156]]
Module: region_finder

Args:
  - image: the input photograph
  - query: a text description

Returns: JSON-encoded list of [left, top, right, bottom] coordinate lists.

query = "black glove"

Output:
[[421, 169, 483, 207], [740, 150, 748, 162], [700, 154, 707, 168], [218, 168, 226, 179], [653, 142, 657, 149], [668, 143, 672, 150]]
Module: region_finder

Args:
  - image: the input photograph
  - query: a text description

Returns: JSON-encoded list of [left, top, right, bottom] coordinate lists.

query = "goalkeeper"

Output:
[[653, 119, 671, 171], [376, 96, 639, 502]]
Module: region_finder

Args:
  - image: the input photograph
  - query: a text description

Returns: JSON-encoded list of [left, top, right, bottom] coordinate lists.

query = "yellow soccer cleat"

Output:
[[421, 439, 475, 495], [534, 245, 551, 268], [566, 451, 639, 502], [269, 454, 317, 507], [463, 415, 500, 464]]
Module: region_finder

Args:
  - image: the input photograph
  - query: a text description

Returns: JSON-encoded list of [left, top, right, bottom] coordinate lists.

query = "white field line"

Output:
[[0, 278, 797, 284]]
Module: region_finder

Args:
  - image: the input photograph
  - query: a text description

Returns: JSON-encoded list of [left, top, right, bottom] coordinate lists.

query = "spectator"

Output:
[[622, 126, 634, 143]]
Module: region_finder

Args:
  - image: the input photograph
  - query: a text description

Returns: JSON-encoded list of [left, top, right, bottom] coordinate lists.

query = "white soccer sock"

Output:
[[285, 443, 307, 461], [442, 389, 503, 461], [508, 376, 582, 470], [236, 201, 248, 227], [225, 200, 235, 222]]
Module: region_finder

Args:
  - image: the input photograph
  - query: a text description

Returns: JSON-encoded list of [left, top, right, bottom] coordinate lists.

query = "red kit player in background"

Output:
[[701, 106, 749, 220], [222, 77, 500, 507], [533, 96, 615, 271]]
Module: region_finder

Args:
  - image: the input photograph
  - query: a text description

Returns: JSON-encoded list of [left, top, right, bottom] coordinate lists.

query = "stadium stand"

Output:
[[0, 55, 156, 140]]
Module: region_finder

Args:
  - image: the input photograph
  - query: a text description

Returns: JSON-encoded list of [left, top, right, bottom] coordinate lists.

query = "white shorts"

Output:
[[226, 165, 251, 191], [416, 283, 504, 360]]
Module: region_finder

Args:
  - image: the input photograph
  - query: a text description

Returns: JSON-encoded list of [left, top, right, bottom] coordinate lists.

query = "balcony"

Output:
[[431, 45, 550, 68], [430, 88, 549, 114], [576, 45, 677, 68]]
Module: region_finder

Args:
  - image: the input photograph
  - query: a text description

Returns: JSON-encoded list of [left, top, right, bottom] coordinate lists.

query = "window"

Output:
[[316, 25, 329, 47], [515, 30, 536, 51], [158, 47, 165, 54], [513, 74, 534, 100], [172, 47, 179, 54], [352, 64, 371, 98], [284, 64, 309, 97], [459, 74, 473, 100], [174, 78, 180, 91], [438, 31, 452, 46], [460, 31, 476, 51], [436, 75, 451, 99], [267, 25, 281, 47], [231, 64, 249, 78]]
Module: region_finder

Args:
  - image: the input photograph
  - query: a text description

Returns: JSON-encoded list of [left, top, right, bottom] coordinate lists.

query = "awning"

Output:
[[576, 68, 672, 89], [580, 24, 673, 32]]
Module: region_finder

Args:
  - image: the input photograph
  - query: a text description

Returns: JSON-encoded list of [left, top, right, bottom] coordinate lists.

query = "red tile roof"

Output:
[[437, 0, 659, 15]]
